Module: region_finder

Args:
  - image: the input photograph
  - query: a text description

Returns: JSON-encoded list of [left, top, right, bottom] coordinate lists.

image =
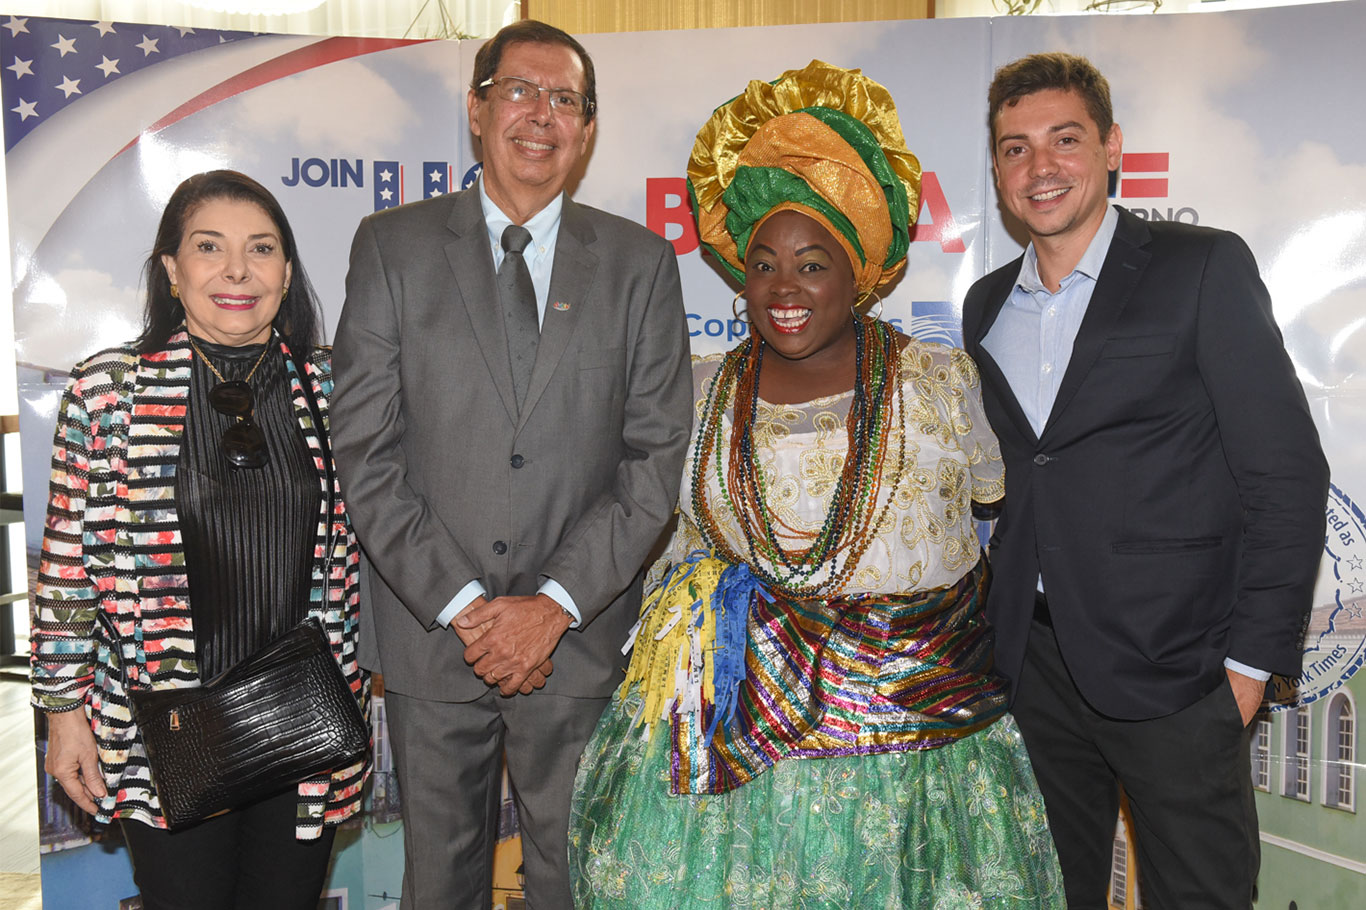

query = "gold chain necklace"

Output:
[[186, 334, 272, 384]]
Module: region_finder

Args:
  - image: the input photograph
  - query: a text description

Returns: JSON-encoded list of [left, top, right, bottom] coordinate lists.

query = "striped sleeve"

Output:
[[31, 372, 103, 711]]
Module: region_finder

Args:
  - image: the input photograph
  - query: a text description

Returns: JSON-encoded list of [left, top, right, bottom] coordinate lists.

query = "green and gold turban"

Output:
[[688, 60, 922, 296]]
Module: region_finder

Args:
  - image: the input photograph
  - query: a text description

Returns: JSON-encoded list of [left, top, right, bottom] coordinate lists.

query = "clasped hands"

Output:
[[452, 593, 570, 696]]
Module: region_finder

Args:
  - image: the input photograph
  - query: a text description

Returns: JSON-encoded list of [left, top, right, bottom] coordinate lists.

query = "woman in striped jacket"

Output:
[[32, 170, 368, 910]]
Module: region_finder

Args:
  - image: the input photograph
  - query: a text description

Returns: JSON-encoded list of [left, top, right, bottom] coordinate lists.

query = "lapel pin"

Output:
[[552, 301, 571, 312]]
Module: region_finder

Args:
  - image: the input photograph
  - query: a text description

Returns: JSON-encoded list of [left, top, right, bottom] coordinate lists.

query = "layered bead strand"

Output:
[[691, 317, 906, 598]]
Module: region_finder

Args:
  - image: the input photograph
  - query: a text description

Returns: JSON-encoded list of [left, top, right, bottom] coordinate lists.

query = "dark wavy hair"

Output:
[[987, 52, 1114, 147], [136, 170, 322, 354], [470, 19, 597, 123]]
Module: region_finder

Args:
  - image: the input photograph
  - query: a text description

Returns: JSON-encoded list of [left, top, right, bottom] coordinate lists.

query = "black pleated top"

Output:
[[174, 335, 321, 680]]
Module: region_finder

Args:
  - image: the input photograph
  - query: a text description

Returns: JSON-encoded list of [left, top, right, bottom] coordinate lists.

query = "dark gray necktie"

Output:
[[498, 224, 538, 410]]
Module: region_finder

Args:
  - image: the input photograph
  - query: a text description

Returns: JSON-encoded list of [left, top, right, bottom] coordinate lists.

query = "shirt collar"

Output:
[[1015, 204, 1120, 294], [478, 176, 564, 258]]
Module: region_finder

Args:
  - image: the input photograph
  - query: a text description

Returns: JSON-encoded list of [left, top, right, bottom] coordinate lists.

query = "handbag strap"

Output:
[[287, 341, 337, 605], [96, 610, 130, 689]]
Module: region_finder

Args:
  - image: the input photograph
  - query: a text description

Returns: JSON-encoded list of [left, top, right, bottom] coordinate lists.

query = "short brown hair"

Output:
[[470, 20, 597, 122], [988, 53, 1113, 145]]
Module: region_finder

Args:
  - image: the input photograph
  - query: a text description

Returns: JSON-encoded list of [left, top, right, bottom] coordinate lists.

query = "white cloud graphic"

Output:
[[222, 58, 423, 158], [17, 266, 142, 372]]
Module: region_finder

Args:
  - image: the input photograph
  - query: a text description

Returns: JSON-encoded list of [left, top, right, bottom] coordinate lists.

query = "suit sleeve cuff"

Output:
[[538, 577, 581, 628], [436, 579, 487, 628], [1224, 657, 1271, 682]]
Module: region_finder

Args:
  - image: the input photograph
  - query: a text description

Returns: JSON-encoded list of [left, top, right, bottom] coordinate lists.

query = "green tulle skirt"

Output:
[[570, 688, 1065, 909]]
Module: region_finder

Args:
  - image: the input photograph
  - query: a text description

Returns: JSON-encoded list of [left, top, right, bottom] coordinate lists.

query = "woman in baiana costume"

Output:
[[569, 61, 1064, 909]]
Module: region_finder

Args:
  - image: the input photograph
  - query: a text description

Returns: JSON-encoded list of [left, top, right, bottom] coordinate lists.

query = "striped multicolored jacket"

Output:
[[31, 330, 370, 838]]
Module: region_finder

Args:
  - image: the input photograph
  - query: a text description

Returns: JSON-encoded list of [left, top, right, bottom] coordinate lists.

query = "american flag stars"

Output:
[[0, 15, 251, 151], [372, 161, 402, 210], [425, 162, 451, 197]]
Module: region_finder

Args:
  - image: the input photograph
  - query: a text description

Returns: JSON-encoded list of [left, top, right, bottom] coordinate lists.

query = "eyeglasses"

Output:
[[209, 380, 268, 469], [478, 76, 594, 118]]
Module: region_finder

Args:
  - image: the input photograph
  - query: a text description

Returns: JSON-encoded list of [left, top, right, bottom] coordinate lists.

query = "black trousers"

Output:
[[1012, 619, 1259, 910], [120, 787, 337, 910]]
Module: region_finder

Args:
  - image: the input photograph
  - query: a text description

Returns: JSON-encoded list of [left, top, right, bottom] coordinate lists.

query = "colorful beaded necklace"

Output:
[[690, 316, 906, 598]]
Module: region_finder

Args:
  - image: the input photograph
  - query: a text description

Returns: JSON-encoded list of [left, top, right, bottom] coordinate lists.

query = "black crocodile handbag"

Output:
[[129, 617, 368, 830]]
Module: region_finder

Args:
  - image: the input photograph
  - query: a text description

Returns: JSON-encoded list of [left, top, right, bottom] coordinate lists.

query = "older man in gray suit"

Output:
[[331, 20, 692, 909]]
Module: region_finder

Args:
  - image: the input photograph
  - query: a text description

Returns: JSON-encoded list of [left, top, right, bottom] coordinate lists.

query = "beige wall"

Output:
[[524, 0, 933, 33]]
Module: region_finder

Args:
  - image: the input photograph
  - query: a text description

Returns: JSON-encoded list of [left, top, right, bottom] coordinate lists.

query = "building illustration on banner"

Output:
[[1100, 144, 1364, 910], [1105, 490, 1366, 910], [1249, 485, 1366, 910], [6, 6, 1366, 909]]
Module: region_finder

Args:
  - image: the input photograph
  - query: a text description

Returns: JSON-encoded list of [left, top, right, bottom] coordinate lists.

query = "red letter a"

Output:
[[909, 172, 965, 254]]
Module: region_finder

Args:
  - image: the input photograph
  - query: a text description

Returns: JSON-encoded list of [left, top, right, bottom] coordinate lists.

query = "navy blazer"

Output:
[[963, 206, 1329, 720]]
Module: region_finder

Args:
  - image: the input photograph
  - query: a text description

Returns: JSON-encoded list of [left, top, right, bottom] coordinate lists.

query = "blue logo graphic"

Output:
[[1269, 483, 1366, 710], [461, 162, 482, 190], [906, 300, 961, 347]]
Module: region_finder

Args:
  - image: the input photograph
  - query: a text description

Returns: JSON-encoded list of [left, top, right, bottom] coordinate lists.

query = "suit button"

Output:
[[492, 540, 507, 555], [510, 454, 525, 469], [1033, 453, 1049, 466]]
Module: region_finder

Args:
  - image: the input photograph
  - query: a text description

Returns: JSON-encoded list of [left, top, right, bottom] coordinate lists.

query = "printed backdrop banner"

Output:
[[4, 4, 1364, 907]]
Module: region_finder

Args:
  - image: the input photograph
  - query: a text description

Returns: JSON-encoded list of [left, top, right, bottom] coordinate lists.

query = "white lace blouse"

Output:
[[661, 338, 1004, 597]]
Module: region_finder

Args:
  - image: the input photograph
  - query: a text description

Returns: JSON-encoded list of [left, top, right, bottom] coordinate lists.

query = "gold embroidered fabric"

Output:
[[689, 60, 920, 216], [695, 111, 891, 293], [687, 60, 922, 293]]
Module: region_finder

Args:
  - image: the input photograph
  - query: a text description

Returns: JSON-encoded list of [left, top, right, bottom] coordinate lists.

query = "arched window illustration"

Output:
[[1324, 692, 1356, 811], [1251, 716, 1271, 792], [1282, 706, 1311, 801]]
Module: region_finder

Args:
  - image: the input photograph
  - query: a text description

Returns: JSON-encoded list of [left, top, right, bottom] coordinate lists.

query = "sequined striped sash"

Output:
[[671, 560, 1006, 794]]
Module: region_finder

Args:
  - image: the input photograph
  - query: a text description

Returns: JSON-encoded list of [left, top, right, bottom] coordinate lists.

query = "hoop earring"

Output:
[[170, 283, 179, 299], [854, 289, 884, 321], [731, 290, 747, 322], [281, 284, 290, 300]]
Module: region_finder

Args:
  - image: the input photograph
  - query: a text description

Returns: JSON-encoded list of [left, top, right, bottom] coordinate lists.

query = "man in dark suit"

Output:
[[962, 53, 1328, 909], [331, 20, 692, 909]]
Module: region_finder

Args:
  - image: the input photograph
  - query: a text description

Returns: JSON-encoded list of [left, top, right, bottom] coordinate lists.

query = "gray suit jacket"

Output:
[[332, 188, 692, 701]]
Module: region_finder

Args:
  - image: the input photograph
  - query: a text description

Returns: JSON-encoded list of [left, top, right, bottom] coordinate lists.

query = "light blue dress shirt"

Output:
[[981, 205, 1264, 681], [981, 205, 1118, 439], [433, 179, 581, 630]]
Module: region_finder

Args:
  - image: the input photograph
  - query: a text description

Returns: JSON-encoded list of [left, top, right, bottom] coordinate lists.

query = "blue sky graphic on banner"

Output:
[[6, 4, 1366, 907], [0, 15, 253, 149]]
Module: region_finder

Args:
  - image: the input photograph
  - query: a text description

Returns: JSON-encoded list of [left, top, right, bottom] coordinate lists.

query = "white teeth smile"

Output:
[[515, 138, 553, 151], [769, 308, 812, 327], [1030, 188, 1068, 201], [211, 296, 255, 306]]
